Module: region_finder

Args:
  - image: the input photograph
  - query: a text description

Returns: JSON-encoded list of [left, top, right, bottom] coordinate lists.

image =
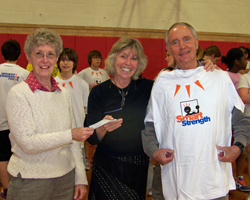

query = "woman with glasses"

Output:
[[87, 37, 154, 200], [5, 28, 94, 200]]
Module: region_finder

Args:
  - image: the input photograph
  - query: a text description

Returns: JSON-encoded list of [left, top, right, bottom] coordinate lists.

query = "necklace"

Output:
[[113, 79, 131, 108]]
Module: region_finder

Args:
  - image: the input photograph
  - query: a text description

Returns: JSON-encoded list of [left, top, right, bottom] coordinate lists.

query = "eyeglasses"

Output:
[[33, 52, 57, 60]]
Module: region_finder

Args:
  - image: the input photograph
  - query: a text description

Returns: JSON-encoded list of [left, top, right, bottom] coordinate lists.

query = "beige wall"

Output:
[[0, 0, 250, 35]]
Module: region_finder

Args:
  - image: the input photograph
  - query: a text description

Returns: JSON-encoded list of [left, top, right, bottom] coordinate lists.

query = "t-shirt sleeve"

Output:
[[227, 75, 245, 112], [238, 74, 250, 90]]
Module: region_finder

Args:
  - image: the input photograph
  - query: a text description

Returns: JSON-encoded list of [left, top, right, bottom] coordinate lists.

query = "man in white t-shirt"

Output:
[[0, 39, 29, 199], [142, 22, 250, 200], [77, 50, 109, 91]]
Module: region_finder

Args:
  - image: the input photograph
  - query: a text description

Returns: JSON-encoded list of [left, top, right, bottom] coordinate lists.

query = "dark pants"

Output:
[[0, 130, 12, 161]]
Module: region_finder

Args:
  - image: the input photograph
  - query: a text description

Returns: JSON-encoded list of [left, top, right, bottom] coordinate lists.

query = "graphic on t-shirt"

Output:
[[94, 78, 101, 84], [176, 99, 211, 126], [91, 71, 104, 77], [56, 81, 74, 88], [174, 80, 205, 98], [0, 72, 19, 81], [181, 99, 199, 116]]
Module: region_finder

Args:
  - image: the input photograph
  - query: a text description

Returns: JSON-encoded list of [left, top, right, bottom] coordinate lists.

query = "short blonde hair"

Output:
[[24, 28, 63, 57], [105, 37, 147, 80]]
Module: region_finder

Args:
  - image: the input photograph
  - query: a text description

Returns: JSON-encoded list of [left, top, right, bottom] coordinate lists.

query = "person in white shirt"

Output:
[[77, 50, 109, 91], [55, 48, 89, 128], [0, 39, 29, 200], [142, 22, 250, 200]]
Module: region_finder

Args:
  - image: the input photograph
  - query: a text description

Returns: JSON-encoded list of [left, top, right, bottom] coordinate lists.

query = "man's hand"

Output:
[[216, 145, 241, 163], [152, 148, 174, 166]]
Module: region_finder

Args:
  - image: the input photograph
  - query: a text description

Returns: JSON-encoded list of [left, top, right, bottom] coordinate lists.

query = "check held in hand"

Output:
[[89, 119, 118, 129]]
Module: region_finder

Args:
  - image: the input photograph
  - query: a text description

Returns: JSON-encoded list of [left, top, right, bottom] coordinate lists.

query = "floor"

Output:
[[1, 162, 250, 200]]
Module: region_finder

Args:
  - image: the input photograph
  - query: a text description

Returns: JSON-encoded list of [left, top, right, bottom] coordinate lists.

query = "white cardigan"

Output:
[[6, 82, 87, 185]]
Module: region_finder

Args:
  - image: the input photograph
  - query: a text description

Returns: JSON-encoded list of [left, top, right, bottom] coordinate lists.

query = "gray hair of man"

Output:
[[165, 22, 198, 47], [105, 37, 147, 80], [24, 28, 63, 57]]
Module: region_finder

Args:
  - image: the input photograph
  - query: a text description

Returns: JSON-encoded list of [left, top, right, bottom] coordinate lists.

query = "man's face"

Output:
[[166, 24, 198, 68]]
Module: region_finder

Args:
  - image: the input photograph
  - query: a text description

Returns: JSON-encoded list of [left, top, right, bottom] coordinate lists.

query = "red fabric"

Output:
[[75, 36, 106, 72], [1, 33, 250, 80], [25, 71, 61, 93]]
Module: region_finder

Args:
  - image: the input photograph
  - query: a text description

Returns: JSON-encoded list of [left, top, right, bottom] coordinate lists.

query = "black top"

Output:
[[87, 78, 154, 156]]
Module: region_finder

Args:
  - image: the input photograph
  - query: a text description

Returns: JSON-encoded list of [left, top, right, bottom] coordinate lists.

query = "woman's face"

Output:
[[114, 47, 138, 81], [27, 44, 58, 81], [165, 51, 175, 68], [240, 48, 248, 59], [238, 56, 247, 70]]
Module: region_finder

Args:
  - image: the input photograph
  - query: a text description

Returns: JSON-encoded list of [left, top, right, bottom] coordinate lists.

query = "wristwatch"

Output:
[[234, 142, 245, 154]]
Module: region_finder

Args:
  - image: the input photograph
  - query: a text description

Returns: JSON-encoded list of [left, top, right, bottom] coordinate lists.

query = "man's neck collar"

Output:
[[176, 60, 198, 70], [90, 66, 99, 71]]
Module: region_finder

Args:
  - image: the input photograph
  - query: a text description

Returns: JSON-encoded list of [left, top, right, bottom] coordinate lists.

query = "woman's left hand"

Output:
[[96, 115, 123, 141], [201, 59, 217, 71], [74, 184, 87, 200], [103, 115, 123, 132]]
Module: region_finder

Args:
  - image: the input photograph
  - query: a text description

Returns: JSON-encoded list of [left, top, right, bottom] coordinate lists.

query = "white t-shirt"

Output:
[[77, 67, 109, 86], [0, 63, 29, 130], [145, 67, 244, 200], [55, 75, 89, 127], [238, 71, 250, 116], [246, 61, 250, 69]]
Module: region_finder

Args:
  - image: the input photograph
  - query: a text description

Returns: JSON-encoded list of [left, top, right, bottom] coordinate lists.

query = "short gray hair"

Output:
[[165, 22, 198, 47], [105, 37, 147, 80], [24, 28, 63, 56]]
